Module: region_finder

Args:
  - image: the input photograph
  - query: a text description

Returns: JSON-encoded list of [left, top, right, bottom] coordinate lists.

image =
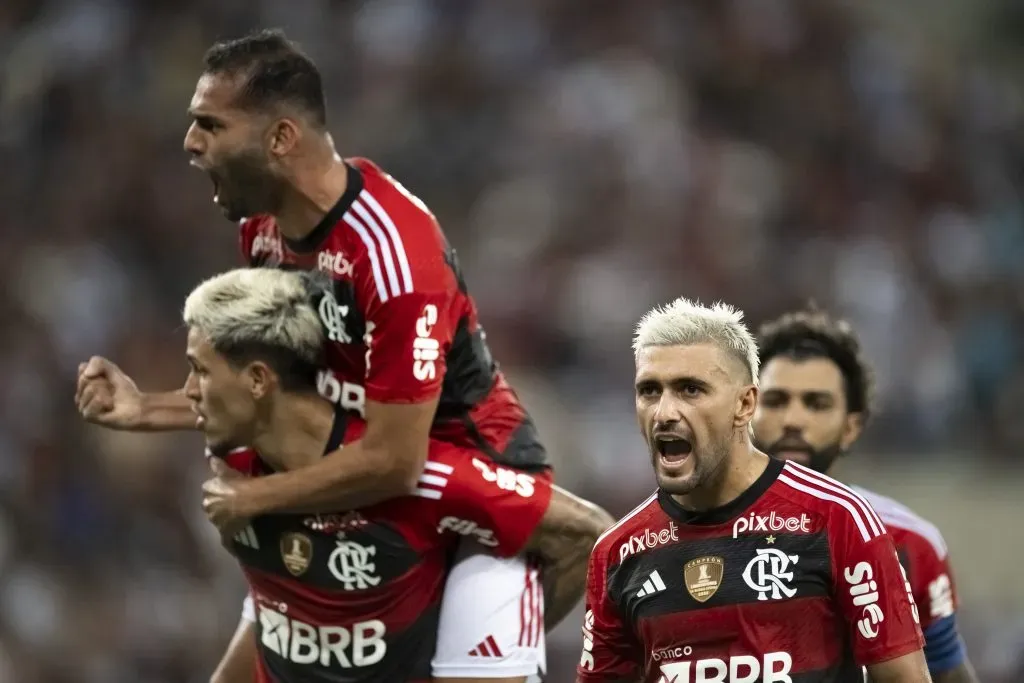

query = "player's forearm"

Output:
[[137, 389, 198, 431], [932, 662, 978, 683], [526, 486, 614, 630], [244, 439, 421, 515]]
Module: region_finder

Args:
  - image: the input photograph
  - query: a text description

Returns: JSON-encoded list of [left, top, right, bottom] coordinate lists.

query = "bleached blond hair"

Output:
[[633, 297, 759, 384], [183, 267, 324, 367]]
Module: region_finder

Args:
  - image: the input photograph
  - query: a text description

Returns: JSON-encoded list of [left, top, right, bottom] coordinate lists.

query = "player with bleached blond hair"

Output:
[[577, 297, 931, 683], [180, 266, 611, 683]]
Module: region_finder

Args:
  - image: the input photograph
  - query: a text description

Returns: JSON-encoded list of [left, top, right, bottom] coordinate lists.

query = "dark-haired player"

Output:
[[752, 307, 978, 683], [577, 297, 931, 683], [75, 28, 613, 683]]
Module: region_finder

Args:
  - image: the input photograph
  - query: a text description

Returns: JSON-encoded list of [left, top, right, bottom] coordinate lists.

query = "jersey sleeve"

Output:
[[904, 534, 967, 672], [352, 206, 456, 405], [238, 218, 257, 265], [430, 450, 553, 557], [830, 508, 925, 666], [576, 544, 642, 682]]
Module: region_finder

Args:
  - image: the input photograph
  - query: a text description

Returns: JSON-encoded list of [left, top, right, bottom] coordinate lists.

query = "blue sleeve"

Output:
[[923, 614, 967, 673]]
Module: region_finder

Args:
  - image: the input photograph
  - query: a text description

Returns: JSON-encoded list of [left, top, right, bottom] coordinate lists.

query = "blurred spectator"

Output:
[[2, 1, 1022, 681]]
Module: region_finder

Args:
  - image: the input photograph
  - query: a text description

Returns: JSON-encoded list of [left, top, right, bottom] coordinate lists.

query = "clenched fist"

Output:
[[75, 356, 144, 430]]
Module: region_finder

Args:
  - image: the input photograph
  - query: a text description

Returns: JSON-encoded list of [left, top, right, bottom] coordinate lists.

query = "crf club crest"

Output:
[[684, 556, 724, 602]]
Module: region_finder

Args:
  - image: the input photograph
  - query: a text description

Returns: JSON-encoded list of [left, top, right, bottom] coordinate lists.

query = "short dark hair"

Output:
[[757, 307, 874, 423], [202, 28, 326, 127]]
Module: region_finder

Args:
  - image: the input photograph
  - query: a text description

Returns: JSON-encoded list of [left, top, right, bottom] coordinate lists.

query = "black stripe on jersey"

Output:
[[235, 517, 421, 591], [259, 601, 438, 682], [608, 531, 833, 622], [437, 317, 496, 417]]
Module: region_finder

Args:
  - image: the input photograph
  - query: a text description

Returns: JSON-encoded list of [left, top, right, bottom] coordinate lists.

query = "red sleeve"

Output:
[[352, 205, 456, 405], [576, 543, 642, 682], [904, 534, 958, 631], [431, 451, 553, 557], [831, 512, 925, 666], [238, 218, 256, 265]]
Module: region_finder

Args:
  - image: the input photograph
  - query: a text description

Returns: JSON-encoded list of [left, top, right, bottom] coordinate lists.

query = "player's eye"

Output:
[[194, 116, 220, 132], [760, 393, 787, 408], [636, 383, 660, 398], [681, 383, 703, 397]]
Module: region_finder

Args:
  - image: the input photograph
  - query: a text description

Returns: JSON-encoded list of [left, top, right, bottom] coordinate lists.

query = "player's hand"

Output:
[[75, 356, 144, 430], [203, 457, 255, 542]]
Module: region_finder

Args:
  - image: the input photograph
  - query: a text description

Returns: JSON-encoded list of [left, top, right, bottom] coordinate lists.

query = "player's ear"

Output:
[[267, 117, 301, 158], [840, 411, 864, 449], [735, 383, 758, 428], [247, 361, 275, 400]]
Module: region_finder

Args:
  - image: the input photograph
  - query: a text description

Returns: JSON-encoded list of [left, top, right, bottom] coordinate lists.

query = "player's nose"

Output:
[[183, 122, 205, 157], [781, 403, 810, 430], [652, 393, 684, 424]]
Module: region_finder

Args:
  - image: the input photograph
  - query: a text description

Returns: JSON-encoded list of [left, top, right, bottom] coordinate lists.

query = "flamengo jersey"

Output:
[[578, 458, 925, 682], [219, 414, 546, 683], [239, 157, 548, 471], [854, 486, 966, 673]]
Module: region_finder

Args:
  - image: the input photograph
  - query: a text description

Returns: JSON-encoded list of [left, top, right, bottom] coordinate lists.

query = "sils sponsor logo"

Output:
[[258, 605, 386, 669], [732, 512, 812, 539], [318, 249, 354, 278], [579, 610, 596, 671], [437, 516, 498, 547], [618, 522, 680, 562], [471, 458, 536, 498], [316, 370, 366, 418], [658, 652, 793, 683], [412, 304, 440, 382], [742, 549, 799, 601], [844, 561, 884, 639], [928, 573, 954, 620]]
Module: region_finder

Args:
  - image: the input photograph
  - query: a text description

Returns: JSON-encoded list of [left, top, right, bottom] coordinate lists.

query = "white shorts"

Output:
[[431, 540, 545, 680], [240, 538, 545, 680]]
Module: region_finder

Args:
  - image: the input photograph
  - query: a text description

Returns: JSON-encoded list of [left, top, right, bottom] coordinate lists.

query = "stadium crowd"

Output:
[[1, 0, 1022, 681]]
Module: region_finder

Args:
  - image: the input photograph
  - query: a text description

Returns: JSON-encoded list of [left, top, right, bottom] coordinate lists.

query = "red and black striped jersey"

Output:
[[578, 458, 925, 682], [217, 413, 548, 683], [238, 158, 547, 471]]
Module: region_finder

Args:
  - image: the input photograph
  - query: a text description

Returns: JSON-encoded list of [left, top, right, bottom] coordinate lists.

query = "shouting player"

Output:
[[75, 29, 612, 682], [180, 267, 603, 682], [577, 298, 932, 683], [752, 307, 978, 683]]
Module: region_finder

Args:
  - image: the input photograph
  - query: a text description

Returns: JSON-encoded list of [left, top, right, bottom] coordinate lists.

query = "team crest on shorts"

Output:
[[280, 532, 313, 576], [684, 555, 724, 602]]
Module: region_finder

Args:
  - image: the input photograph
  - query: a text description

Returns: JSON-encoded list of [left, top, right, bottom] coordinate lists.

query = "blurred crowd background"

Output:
[[2, 0, 1023, 681]]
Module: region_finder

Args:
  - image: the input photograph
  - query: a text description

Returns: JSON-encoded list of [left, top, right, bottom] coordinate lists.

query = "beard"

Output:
[[760, 435, 845, 474], [653, 434, 731, 496], [214, 148, 286, 221]]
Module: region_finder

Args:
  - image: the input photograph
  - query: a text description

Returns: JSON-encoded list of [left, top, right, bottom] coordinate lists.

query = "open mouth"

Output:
[[654, 434, 693, 463], [209, 172, 222, 204]]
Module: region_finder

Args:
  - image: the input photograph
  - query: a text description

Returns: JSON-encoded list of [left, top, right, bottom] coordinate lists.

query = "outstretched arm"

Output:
[[522, 485, 614, 630]]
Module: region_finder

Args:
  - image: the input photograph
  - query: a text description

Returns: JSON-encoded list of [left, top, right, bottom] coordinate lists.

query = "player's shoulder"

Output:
[[772, 460, 888, 543], [851, 485, 949, 560], [591, 491, 663, 564], [348, 156, 439, 231]]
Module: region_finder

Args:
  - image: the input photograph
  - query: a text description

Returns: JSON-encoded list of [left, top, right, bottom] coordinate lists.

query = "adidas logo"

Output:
[[234, 525, 259, 549], [468, 635, 504, 658], [636, 570, 667, 598]]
